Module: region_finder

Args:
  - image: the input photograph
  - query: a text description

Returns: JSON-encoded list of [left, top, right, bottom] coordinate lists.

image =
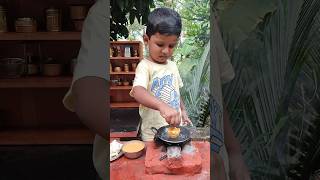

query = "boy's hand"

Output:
[[158, 103, 181, 126], [181, 110, 193, 126]]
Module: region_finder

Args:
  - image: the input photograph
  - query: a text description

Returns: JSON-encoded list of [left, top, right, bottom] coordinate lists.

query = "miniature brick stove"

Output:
[[145, 141, 202, 175]]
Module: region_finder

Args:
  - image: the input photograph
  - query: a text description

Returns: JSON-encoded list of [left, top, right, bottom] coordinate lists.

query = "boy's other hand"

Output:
[[181, 110, 193, 126], [159, 103, 181, 126]]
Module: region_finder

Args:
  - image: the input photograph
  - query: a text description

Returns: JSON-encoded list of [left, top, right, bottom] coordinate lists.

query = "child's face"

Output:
[[144, 33, 178, 64]]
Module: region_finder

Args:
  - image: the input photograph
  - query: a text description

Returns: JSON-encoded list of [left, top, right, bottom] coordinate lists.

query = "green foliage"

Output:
[[110, 0, 155, 40], [217, 0, 278, 50], [170, 0, 210, 126], [179, 0, 210, 47], [179, 42, 210, 126], [220, 0, 320, 179]]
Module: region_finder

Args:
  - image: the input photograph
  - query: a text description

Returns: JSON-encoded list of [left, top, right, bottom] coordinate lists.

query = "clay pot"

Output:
[[43, 64, 62, 76], [70, 5, 88, 20], [73, 20, 84, 31], [123, 81, 129, 86], [114, 66, 121, 72]]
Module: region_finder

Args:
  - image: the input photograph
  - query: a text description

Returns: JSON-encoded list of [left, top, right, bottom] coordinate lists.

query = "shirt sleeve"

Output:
[[130, 60, 150, 96], [63, 0, 108, 112]]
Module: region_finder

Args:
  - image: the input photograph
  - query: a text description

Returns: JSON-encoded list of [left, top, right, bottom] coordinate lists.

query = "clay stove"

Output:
[[145, 142, 202, 175]]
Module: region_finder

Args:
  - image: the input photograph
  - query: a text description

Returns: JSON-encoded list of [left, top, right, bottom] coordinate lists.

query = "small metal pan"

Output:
[[151, 125, 191, 147]]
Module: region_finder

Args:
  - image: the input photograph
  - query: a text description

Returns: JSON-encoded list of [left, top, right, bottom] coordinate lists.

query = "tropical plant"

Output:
[[110, 0, 155, 40], [219, 0, 320, 179], [154, 0, 210, 63], [179, 42, 210, 126], [174, 0, 210, 127]]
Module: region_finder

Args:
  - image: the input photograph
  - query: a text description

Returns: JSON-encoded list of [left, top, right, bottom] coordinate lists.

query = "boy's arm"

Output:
[[131, 86, 180, 126], [224, 107, 251, 180]]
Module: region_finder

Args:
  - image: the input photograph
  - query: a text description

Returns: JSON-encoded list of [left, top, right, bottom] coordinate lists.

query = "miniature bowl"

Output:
[[121, 140, 145, 159]]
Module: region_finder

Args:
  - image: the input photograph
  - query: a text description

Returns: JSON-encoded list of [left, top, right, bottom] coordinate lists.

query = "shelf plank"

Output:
[[0, 128, 94, 145], [110, 41, 141, 44], [110, 86, 132, 90], [0, 76, 72, 88], [0, 32, 81, 41], [111, 102, 139, 108], [110, 57, 140, 60], [110, 72, 135, 75], [110, 131, 138, 138]]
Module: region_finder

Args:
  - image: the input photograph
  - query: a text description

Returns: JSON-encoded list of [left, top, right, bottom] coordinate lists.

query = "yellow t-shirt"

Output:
[[130, 59, 183, 141]]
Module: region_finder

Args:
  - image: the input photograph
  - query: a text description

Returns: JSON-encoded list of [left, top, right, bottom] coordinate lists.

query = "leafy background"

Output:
[[110, 0, 154, 40], [217, 0, 320, 179], [110, 0, 320, 178]]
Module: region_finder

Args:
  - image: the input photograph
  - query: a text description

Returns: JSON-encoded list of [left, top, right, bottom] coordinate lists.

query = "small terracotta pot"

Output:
[[43, 64, 62, 76], [73, 20, 84, 31], [114, 66, 121, 72], [70, 5, 88, 20], [131, 63, 137, 71], [123, 81, 129, 86]]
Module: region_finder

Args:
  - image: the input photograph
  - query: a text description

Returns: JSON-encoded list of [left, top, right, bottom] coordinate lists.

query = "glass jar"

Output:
[[15, 17, 37, 32], [46, 7, 61, 32], [124, 46, 131, 57]]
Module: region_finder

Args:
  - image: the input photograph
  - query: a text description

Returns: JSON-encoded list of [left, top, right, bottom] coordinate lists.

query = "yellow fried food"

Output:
[[167, 127, 181, 138]]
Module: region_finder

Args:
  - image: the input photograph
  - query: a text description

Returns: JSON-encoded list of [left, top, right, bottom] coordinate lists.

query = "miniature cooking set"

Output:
[[110, 125, 207, 176]]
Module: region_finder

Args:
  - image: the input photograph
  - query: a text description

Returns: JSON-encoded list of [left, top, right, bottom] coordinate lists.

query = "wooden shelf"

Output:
[[110, 86, 132, 90], [0, 32, 81, 41], [111, 102, 139, 108], [110, 40, 141, 44], [0, 76, 72, 88], [110, 57, 140, 60], [0, 128, 95, 145], [110, 131, 138, 138], [109, 40, 142, 109], [110, 72, 135, 75]]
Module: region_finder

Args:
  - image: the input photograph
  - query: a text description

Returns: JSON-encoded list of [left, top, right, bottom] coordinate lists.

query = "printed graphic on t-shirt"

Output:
[[151, 74, 180, 110], [210, 96, 223, 153]]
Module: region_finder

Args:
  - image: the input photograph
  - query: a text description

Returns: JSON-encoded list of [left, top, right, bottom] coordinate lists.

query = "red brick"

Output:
[[145, 142, 202, 175], [110, 141, 210, 180]]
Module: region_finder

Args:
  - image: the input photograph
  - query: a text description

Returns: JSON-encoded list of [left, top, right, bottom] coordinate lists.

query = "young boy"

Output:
[[130, 7, 192, 141]]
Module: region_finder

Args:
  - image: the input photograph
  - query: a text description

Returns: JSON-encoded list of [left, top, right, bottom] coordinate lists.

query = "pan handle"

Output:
[[151, 127, 158, 134]]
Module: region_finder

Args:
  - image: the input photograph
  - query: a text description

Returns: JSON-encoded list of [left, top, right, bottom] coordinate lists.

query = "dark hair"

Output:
[[146, 8, 182, 38]]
